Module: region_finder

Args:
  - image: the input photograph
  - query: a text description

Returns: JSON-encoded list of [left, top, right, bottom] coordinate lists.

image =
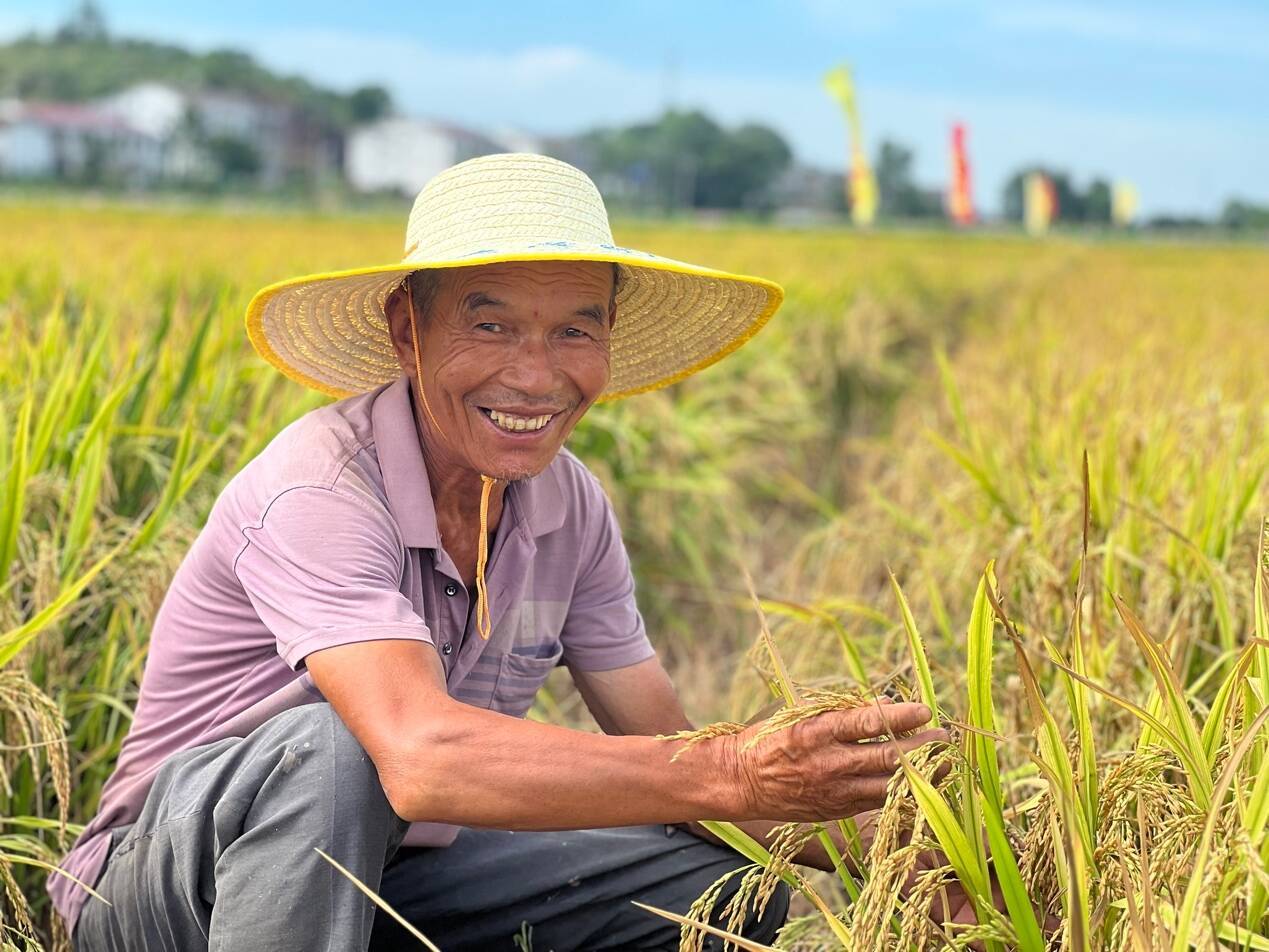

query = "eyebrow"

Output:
[[463, 292, 607, 326], [573, 304, 608, 326], [463, 292, 502, 310]]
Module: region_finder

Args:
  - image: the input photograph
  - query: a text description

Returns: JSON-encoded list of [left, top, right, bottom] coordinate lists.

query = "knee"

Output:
[[265, 703, 387, 800], [253, 703, 409, 847], [310, 702, 368, 761]]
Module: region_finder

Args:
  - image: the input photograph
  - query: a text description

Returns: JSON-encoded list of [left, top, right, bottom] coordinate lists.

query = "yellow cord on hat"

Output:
[[474, 473, 494, 640], [406, 278, 496, 640]]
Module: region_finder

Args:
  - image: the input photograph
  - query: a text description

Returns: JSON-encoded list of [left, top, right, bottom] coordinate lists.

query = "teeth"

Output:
[[487, 409, 553, 433]]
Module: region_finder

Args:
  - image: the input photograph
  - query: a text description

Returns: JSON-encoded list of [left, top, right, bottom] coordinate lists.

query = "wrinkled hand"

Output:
[[726, 701, 950, 822]]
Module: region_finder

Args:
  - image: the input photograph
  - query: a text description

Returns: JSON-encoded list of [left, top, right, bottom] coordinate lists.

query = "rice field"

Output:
[[1, 198, 1267, 950]]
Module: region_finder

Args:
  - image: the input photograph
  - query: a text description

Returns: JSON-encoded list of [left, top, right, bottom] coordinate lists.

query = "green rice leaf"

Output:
[[0, 392, 33, 589], [1113, 594, 1214, 809], [0, 535, 128, 668], [981, 789, 1047, 952], [758, 596, 868, 686], [129, 418, 194, 553], [888, 569, 939, 726], [897, 752, 992, 907]]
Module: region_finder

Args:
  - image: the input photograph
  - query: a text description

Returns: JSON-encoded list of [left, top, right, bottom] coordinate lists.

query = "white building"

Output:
[[0, 99, 160, 183], [96, 81, 186, 140], [96, 81, 295, 184], [95, 81, 209, 181], [345, 117, 505, 195]]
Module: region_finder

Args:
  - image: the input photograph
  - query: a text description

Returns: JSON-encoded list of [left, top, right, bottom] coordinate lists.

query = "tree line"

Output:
[[0, 2, 393, 133], [7, 3, 1264, 229]]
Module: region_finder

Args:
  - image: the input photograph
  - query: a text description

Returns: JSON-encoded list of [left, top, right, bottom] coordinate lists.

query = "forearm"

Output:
[[390, 700, 743, 829]]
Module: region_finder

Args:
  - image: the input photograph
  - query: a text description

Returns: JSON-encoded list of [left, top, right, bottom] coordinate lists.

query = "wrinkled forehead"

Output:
[[438, 259, 618, 299], [393, 260, 621, 335]]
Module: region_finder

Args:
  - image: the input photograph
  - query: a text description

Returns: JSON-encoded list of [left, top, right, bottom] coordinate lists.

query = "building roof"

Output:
[[13, 101, 139, 135]]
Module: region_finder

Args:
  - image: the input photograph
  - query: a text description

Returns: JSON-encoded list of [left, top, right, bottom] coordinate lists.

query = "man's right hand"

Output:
[[724, 702, 948, 822]]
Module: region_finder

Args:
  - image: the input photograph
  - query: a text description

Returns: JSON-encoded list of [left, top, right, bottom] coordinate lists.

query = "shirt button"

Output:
[[442, 642, 453, 655], [444, 583, 458, 597]]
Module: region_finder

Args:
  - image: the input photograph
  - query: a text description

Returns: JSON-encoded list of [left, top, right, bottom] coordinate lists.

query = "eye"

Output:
[[563, 326, 592, 339], [475, 322, 502, 333]]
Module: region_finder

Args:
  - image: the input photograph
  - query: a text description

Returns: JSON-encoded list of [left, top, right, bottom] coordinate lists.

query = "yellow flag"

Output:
[[1112, 181, 1138, 227], [824, 64, 877, 226], [1024, 172, 1056, 236]]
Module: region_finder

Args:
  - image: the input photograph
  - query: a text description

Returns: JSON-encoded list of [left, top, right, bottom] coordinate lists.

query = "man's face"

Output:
[[386, 260, 614, 481]]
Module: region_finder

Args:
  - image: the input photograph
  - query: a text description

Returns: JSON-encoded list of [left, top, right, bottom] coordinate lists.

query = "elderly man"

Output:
[[52, 154, 945, 951]]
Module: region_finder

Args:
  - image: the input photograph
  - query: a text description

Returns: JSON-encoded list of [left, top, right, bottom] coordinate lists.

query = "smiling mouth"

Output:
[[477, 407, 558, 434]]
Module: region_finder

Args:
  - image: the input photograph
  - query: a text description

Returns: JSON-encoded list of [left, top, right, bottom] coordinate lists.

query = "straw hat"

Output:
[[245, 153, 784, 401]]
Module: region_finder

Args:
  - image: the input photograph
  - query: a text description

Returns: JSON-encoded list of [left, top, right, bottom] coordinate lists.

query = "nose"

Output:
[[499, 333, 563, 398]]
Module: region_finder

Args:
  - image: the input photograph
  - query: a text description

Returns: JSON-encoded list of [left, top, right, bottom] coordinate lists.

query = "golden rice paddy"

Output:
[[2, 198, 1268, 950]]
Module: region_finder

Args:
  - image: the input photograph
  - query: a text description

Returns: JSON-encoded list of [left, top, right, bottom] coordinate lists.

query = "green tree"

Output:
[[203, 49, 258, 90], [206, 135, 260, 180], [54, 1, 108, 44], [1002, 166, 1099, 222], [874, 139, 941, 219], [1084, 178, 1112, 224], [348, 85, 392, 123], [1221, 199, 1269, 230], [715, 123, 792, 210], [0, 32, 380, 133], [582, 109, 791, 211], [652, 110, 724, 208]]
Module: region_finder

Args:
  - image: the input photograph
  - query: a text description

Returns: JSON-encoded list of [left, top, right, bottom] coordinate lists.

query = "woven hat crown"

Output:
[[245, 152, 783, 401], [403, 153, 615, 263]]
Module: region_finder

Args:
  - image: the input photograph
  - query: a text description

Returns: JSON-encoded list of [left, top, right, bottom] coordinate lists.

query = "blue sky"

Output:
[[3, 1, 1266, 215]]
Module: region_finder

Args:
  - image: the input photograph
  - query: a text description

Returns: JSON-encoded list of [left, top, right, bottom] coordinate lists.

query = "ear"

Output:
[[382, 282, 415, 375]]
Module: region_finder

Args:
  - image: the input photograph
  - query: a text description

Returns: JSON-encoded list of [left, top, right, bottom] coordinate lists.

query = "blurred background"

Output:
[[2, 4, 1268, 949], [1, 0, 1266, 231]]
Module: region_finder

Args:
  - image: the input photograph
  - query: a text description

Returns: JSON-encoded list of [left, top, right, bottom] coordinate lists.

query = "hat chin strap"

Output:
[[406, 279, 496, 641]]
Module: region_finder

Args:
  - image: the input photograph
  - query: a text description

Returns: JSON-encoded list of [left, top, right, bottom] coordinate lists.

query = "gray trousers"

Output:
[[73, 703, 789, 951]]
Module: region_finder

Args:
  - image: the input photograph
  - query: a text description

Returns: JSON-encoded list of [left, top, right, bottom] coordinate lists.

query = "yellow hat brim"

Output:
[[245, 247, 784, 403]]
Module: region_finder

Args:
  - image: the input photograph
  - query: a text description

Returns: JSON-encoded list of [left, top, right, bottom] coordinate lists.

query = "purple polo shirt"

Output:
[[49, 373, 655, 934]]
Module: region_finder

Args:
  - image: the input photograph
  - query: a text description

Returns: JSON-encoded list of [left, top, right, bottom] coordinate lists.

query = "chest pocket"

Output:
[[490, 640, 565, 718]]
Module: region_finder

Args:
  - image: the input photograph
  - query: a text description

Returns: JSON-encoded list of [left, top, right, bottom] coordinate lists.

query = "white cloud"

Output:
[[173, 25, 1269, 214], [248, 29, 612, 94], [2, 10, 1263, 214], [234, 28, 661, 133]]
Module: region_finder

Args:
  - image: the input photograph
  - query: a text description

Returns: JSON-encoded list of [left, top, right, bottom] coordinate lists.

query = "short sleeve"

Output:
[[232, 485, 433, 670], [560, 487, 656, 672]]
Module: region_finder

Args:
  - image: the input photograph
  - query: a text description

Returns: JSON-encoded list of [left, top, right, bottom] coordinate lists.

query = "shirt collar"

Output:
[[370, 374, 567, 548]]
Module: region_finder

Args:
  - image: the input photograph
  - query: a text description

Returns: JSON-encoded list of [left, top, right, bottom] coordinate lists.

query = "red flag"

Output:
[[947, 122, 975, 226]]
